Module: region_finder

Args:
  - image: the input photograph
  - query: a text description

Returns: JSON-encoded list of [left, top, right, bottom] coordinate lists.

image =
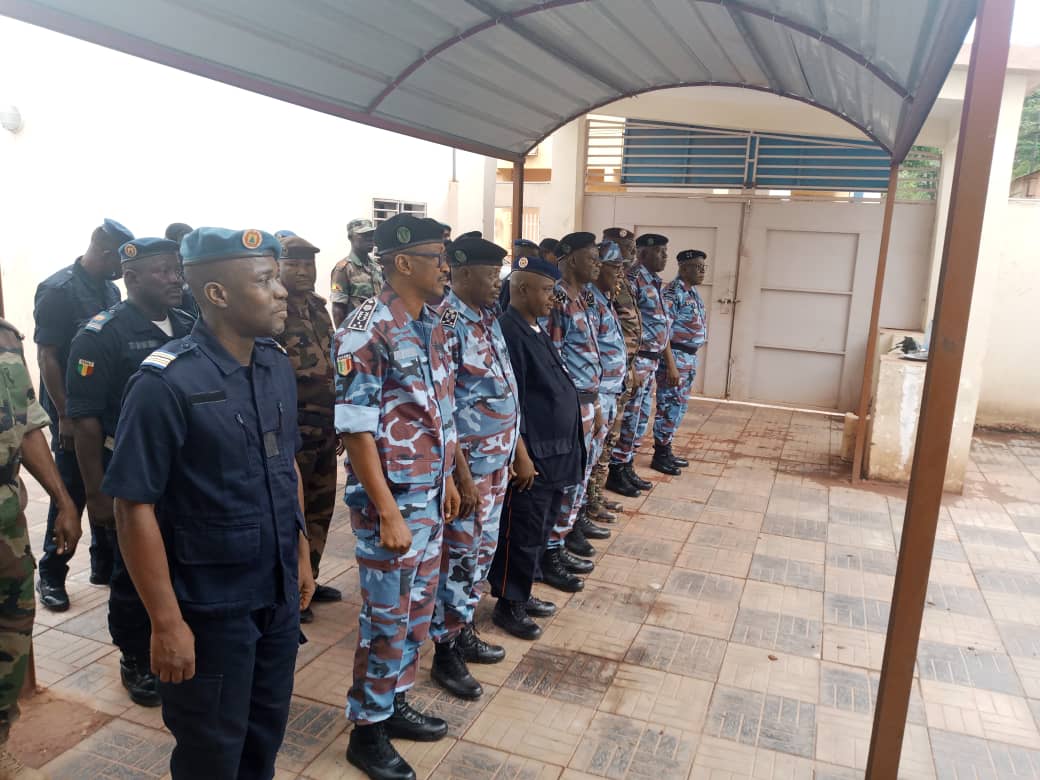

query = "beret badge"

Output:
[[396, 226, 412, 244], [242, 230, 263, 249], [518, 258, 529, 268], [123, 243, 138, 259], [454, 250, 467, 264]]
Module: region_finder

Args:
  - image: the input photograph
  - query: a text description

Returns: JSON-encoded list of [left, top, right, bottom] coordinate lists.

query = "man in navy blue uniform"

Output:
[[66, 237, 194, 708], [33, 218, 132, 610], [102, 227, 315, 780], [488, 255, 585, 640]]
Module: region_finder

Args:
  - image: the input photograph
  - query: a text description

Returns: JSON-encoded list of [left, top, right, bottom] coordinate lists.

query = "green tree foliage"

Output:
[[1013, 89, 1040, 180]]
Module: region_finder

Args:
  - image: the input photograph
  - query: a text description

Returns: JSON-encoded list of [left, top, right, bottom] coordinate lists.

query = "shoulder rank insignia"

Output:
[[583, 289, 595, 306], [440, 308, 459, 328], [84, 310, 115, 333], [141, 349, 179, 371], [552, 288, 568, 306], [347, 297, 377, 332]]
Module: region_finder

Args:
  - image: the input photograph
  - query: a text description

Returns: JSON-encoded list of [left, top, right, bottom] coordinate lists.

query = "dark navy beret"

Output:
[[598, 241, 623, 264], [513, 239, 541, 259], [511, 254, 561, 281], [448, 237, 507, 267], [539, 238, 559, 255], [102, 218, 134, 244], [677, 249, 708, 263], [636, 233, 669, 248], [557, 232, 597, 257], [602, 227, 633, 241], [374, 214, 445, 257], [180, 227, 282, 266], [119, 237, 179, 264]]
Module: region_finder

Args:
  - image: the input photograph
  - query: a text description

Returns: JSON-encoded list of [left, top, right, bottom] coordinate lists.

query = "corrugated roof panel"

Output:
[[2, 0, 980, 161]]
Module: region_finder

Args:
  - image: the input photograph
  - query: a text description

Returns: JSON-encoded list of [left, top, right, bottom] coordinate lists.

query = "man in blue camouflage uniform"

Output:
[[583, 241, 627, 523], [335, 214, 461, 780], [652, 250, 708, 471], [544, 232, 607, 593], [430, 235, 520, 701], [611, 233, 680, 481]]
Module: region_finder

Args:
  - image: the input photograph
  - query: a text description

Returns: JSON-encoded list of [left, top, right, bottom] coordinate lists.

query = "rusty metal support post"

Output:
[[851, 164, 899, 483], [511, 159, 525, 243], [865, 0, 1016, 777]]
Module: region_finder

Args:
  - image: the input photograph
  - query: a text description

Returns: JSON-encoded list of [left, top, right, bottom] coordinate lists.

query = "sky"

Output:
[[998, 2, 1039, 45]]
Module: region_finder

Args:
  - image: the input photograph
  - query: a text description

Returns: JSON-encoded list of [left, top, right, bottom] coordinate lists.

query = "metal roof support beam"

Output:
[[865, 0, 1016, 777], [851, 163, 898, 484], [511, 162, 525, 244]]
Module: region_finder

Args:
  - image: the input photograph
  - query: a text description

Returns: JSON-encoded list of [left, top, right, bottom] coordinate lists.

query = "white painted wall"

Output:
[[0, 17, 490, 377]]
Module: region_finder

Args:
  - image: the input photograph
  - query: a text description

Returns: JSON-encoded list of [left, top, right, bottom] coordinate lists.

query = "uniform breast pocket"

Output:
[[175, 513, 260, 566], [188, 402, 259, 480]]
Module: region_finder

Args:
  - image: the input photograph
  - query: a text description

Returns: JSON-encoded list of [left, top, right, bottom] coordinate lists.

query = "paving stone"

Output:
[[502, 646, 617, 709], [565, 582, 657, 625], [761, 513, 827, 542], [930, 727, 1040, 779], [276, 698, 346, 774], [977, 569, 1040, 597], [730, 608, 822, 658], [823, 593, 891, 633], [605, 533, 682, 566], [568, 711, 698, 779], [704, 685, 816, 758], [624, 625, 726, 681], [42, 720, 173, 779], [998, 621, 1040, 658], [405, 676, 499, 737], [820, 664, 872, 715], [661, 569, 744, 604], [748, 554, 824, 591], [825, 544, 897, 575], [688, 524, 759, 553], [932, 537, 970, 562], [917, 640, 1024, 695], [598, 664, 713, 731], [926, 582, 991, 617], [434, 742, 562, 780], [957, 526, 1028, 549], [828, 507, 891, 529]]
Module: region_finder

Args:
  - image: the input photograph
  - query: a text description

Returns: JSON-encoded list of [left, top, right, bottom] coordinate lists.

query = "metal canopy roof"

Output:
[[1, 0, 979, 162]]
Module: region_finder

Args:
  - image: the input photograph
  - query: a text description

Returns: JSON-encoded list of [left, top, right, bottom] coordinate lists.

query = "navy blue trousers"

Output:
[[159, 601, 300, 780]]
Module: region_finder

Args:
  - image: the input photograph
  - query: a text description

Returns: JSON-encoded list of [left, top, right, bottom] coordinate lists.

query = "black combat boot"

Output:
[[564, 526, 596, 558], [312, 584, 342, 602], [36, 579, 69, 612], [384, 693, 449, 741], [456, 624, 505, 664], [587, 503, 618, 523], [431, 640, 483, 700], [605, 463, 640, 497], [120, 654, 161, 707], [576, 513, 611, 540], [625, 463, 653, 490], [651, 444, 681, 475], [540, 548, 585, 592], [347, 722, 416, 780], [665, 444, 689, 468], [559, 548, 595, 574], [525, 595, 557, 617], [493, 598, 542, 640], [603, 498, 624, 511]]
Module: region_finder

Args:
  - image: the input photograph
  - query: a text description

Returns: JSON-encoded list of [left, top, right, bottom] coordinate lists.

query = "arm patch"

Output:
[[347, 297, 377, 331]]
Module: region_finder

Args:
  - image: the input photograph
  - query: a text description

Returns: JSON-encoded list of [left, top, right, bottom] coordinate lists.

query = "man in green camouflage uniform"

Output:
[[276, 233, 341, 623], [329, 218, 380, 327], [0, 318, 80, 779]]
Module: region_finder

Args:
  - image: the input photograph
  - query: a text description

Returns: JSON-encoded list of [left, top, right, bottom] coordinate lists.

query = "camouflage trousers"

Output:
[[347, 487, 443, 725], [653, 350, 698, 446], [547, 400, 596, 548], [611, 355, 659, 464], [583, 390, 619, 511], [430, 464, 510, 643], [0, 500, 34, 745], [295, 429, 338, 579]]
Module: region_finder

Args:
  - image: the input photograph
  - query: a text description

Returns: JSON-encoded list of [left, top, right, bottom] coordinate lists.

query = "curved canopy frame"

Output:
[[0, 0, 979, 163]]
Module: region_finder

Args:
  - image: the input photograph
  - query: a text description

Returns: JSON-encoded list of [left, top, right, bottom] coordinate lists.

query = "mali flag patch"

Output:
[[76, 359, 95, 377], [336, 355, 353, 376]]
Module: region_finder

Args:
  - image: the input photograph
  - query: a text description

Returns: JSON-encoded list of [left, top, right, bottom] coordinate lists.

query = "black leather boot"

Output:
[[347, 722, 417, 780], [559, 548, 595, 574], [540, 548, 584, 592], [587, 503, 618, 523], [664, 444, 689, 468], [576, 513, 611, 540], [36, 579, 69, 612], [625, 463, 653, 490], [385, 692, 449, 741], [605, 463, 640, 497], [651, 445, 681, 475], [431, 640, 483, 700], [456, 624, 505, 664], [120, 654, 161, 707], [525, 595, 557, 618], [493, 598, 543, 639], [312, 584, 342, 602], [564, 526, 596, 558]]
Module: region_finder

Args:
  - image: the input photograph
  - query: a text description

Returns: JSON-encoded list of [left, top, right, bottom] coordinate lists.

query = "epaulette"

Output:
[[583, 289, 595, 307], [440, 308, 459, 328], [84, 309, 115, 333], [552, 288, 568, 306], [141, 339, 195, 371], [346, 297, 377, 332], [258, 337, 287, 354]]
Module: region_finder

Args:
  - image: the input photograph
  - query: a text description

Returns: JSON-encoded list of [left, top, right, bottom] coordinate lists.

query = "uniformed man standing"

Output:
[[334, 214, 460, 780], [489, 256, 583, 639], [430, 236, 519, 701], [33, 218, 132, 610], [275, 233, 341, 624], [601, 227, 644, 499], [0, 318, 80, 780], [65, 237, 193, 708], [102, 227, 315, 780], [610, 234, 679, 484], [330, 218, 379, 327], [582, 241, 627, 524], [497, 238, 541, 313], [652, 250, 708, 471], [543, 232, 607, 591], [165, 223, 199, 318]]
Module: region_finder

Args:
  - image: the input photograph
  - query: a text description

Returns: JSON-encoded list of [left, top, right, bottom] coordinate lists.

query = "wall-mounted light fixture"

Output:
[[1, 106, 24, 134]]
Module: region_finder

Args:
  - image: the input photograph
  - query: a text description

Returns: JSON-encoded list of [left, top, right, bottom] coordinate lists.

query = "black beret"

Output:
[[636, 233, 669, 248], [375, 214, 445, 256], [539, 238, 559, 255], [677, 249, 708, 263], [456, 230, 483, 241], [447, 237, 507, 267], [556, 232, 597, 257]]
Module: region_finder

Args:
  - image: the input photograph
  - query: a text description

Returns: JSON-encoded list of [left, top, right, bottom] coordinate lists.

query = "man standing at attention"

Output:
[[334, 214, 460, 780], [429, 235, 519, 701], [652, 250, 708, 472], [330, 218, 379, 327], [102, 227, 315, 779], [275, 233, 342, 624], [34, 218, 132, 610]]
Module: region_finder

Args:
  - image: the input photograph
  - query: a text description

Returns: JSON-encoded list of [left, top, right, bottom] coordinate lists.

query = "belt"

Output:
[[577, 391, 599, 403], [670, 342, 700, 356], [0, 453, 22, 486], [637, 350, 661, 360]]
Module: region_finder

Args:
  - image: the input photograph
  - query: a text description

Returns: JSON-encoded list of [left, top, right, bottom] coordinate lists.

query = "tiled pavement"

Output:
[[14, 399, 1040, 779]]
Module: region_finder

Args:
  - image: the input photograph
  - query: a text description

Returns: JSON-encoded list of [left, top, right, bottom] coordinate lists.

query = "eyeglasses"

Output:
[[407, 251, 448, 262]]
